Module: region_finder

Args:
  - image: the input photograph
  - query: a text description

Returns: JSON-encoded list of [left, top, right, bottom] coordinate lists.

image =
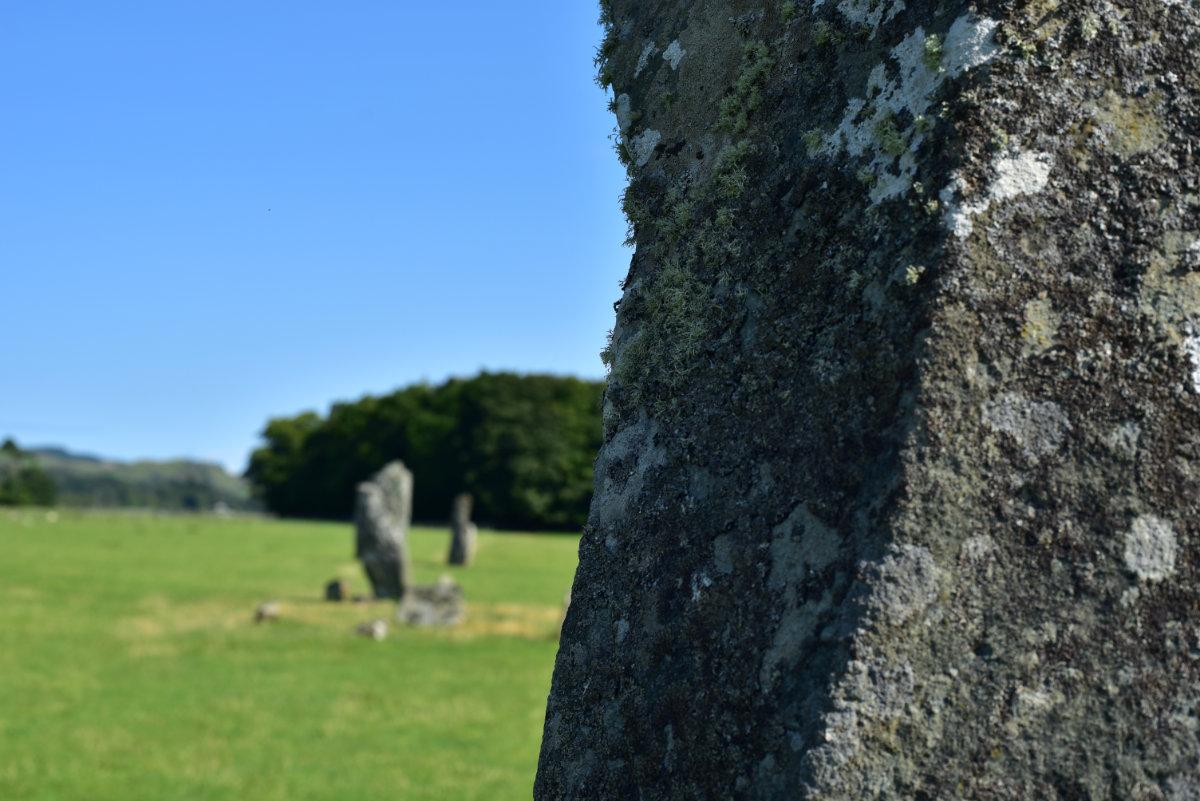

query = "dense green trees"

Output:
[[0, 439, 57, 507], [245, 372, 605, 530]]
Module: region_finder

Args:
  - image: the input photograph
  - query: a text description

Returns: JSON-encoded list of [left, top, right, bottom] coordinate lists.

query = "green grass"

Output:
[[0, 509, 579, 801]]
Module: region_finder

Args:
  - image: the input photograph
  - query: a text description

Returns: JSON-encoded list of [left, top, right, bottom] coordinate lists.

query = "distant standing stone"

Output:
[[354, 461, 413, 600], [447, 492, 478, 566], [324, 579, 346, 602]]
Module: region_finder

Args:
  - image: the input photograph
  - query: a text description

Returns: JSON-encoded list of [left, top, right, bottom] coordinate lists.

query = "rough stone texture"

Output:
[[396, 576, 465, 627], [447, 492, 478, 566], [537, 1, 1200, 799], [354, 461, 413, 600]]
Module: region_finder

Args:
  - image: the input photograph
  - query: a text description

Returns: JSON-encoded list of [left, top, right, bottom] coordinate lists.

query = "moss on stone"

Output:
[[611, 259, 710, 413], [718, 42, 774, 135], [813, 20, 842, 47], [803, 128, 825, 156], [922, 33, 944, 71], [873, 113, 908, 157]]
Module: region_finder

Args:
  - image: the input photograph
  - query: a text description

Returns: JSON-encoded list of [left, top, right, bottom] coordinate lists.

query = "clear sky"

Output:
[[1, 3, 627, 472]]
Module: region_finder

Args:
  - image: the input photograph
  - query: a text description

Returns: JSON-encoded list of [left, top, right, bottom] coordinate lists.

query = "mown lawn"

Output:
[[0, 510, 579, 801]]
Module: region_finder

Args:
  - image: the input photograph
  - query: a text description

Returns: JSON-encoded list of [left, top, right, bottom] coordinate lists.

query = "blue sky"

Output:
[[1, 2, 627, 471]]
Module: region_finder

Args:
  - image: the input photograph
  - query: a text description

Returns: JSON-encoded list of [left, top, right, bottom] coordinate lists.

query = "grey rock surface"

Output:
[[447, 492, 478, 566], [396, 576, 464, 627], [355, 619, 389, 641], [354, 461, 413, 600], [537, 1, 1200, 799], [253, 600, 280, 624]]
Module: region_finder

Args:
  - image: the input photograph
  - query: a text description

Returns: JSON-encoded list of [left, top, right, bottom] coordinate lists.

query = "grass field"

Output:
[[0, 510, 579, 801]]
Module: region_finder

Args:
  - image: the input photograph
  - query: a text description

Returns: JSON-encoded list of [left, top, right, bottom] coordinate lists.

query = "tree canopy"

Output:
[[0, 439, 57, 507], [245, 372, 605, 530]]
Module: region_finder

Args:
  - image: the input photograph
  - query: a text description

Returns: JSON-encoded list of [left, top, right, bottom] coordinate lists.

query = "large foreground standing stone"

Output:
[[447, 493, 478, 566], [354, 461, 413, 600], [538, 2, 1200, 799]]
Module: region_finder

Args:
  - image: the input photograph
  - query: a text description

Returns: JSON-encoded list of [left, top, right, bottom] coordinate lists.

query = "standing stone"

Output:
[[538, 2, 1200, 800], [446, 492, 478, 566], [354, 461, 413, 600]]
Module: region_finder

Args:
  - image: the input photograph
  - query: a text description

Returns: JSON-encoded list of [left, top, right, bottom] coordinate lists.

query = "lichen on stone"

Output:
[[634, 41, 658, 78], [865, 543, 941, 626], [982, 391, 1072, 460], [834, 0, 907, 35], [941, 148, 1054, 238], [662, 39, 686, 70], [630, 129, 662, 167], [1020, 297, 1059, 355], [1124, 514, 1178, 583], [820, 14, 1002, 204], [538, 0, 1200, 797]]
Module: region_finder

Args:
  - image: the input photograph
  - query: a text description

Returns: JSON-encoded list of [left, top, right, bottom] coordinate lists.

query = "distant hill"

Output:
[[28, 447, 258, 513]]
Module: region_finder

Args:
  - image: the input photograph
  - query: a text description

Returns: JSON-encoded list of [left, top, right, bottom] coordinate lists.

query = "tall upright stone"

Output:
[[447, 492, 477, 566], [354, 461, 413, 600], [538, 1, 1200, 799]]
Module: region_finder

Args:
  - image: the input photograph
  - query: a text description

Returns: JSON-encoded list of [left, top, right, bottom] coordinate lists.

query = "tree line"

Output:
[[0, 439, 257, 512], [245, 372, 605, 530], [0, 439, 57, 507]]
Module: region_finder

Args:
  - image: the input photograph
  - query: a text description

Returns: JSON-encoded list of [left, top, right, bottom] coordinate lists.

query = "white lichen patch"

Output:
[[663, 40, 686, 70], [942, 150, 1054, 238], [821, 14, 1001, 204], [982, 392, 1071, 460], [615, 93, 634, 133], [942, 13, 1001, 74], [631, 129, 662, 167], [836, 0, 907, 34], [990, 151, 1054, 201], [1183, 330, 1200, 393], [1009, 684, 1064, 729], [1187, 237, 1200, 265], [960, 534, 998, 565], [1124, 515, 1178, 582], [634, 41, 658, 78], [1106, 421, 1141, 459]]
